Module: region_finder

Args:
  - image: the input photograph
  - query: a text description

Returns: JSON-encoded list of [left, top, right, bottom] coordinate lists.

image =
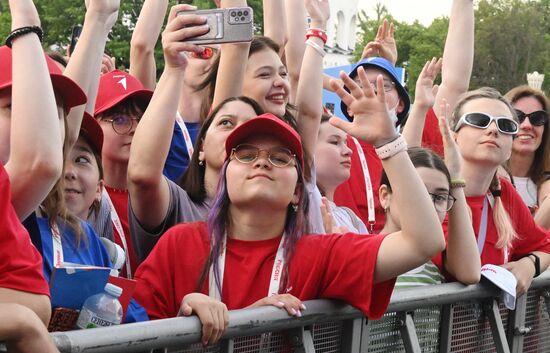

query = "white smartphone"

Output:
[[178, 7, 254, 45]]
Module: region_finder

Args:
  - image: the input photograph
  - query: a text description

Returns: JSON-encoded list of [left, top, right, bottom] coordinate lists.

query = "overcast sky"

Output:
[[359, 0, 454, 25]]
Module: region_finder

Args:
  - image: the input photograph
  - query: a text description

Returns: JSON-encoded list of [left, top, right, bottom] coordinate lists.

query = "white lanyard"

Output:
[[477, 194, 508, 263], [102, 189, 132, 278], [51, 223, 64, 267], [209, 236, 285, 301], [176, 112, 194, 158], [351, 137, 375, 231]]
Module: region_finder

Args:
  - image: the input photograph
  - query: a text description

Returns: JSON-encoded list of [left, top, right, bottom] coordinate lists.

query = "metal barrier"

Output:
[[6, 271, 550, 353]]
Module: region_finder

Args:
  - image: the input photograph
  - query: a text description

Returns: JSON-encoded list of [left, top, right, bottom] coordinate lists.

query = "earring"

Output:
[[199, 159, 204, 166], [292, 204, 298, 212]]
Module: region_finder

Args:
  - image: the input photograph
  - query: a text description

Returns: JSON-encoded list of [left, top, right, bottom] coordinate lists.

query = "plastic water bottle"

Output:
[[76, 283, 123, 329]]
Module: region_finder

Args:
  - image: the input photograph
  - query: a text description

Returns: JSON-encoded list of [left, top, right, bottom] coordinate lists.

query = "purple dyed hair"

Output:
[[203, 157, 310, 297]]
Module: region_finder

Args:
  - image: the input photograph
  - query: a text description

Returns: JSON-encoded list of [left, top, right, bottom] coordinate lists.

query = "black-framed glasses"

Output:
[[454, 112, 519, 135], [429, 192, 456, 212], [514, 109, 548, 126], [101, 114, 140, 135], [231, 144, 296, 168]]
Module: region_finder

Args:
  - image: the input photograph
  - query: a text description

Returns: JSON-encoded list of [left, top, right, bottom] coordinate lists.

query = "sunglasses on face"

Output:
[[514, 109, 548, 126], [231, 144, 296, 168], [454, 112, 519, 135], [189, 47, 218, 60]]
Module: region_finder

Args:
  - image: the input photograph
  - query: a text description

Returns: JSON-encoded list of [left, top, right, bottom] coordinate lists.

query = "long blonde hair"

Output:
[[450, 87, 518, 249]]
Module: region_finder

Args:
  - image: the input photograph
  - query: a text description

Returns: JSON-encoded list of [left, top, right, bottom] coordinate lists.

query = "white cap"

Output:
[[481, 264, 517, 310], [104, 283, 123, 298]]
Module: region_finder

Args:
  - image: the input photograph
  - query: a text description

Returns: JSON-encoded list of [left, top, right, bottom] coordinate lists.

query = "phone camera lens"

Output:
[[237, 11, 242, 16], [244, 10, 249, 16], [235, 17, 240, 22], [231, 11, 236, 17], [241, 16, 246, 22]]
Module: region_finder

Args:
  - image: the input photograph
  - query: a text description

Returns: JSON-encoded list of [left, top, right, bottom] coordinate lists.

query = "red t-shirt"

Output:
[[134, 222, 395, 320], [105, 186, 138, 278], [334, 108, 444, 232], [434, 178, 550, 271], [0, 165, 49, 296]]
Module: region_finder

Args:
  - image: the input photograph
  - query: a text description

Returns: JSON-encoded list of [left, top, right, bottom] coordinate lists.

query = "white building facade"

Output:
[[324, 0, 361, 68]]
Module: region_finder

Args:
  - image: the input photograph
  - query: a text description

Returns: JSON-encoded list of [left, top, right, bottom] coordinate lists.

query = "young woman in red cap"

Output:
[[93, 70, 153, 278], [134, 68, 446, 346]]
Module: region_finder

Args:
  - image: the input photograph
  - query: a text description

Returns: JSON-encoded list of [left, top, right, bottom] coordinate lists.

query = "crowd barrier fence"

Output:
[[3, 271, 550, 353]]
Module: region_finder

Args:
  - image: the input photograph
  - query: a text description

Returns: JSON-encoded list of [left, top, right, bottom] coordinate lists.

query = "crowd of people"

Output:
[[2, 0, 550, 350]]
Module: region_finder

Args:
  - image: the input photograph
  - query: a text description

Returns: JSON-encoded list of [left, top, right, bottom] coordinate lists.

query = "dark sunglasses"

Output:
[[454, 112, 518, 135], [514, 109, 548, 126]]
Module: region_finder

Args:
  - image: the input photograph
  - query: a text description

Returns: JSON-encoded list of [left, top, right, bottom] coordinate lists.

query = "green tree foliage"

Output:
[[0, 0, 261, 73], [354, 0, 550, 100]]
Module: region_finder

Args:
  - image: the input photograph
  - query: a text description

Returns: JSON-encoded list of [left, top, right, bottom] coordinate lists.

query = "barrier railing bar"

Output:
[[219, 338, 234, 353], [397, 312, 422, 353], [507, 294, 528, 353], [486, 299, 511, 353], [438, 304, 453, 353], [341, 318, 363, 353], [544, 290, 550, 320], [39, 270, 550, 353]]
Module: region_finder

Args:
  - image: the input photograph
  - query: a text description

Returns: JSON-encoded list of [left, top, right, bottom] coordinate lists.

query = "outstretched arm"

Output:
[[329, 69, 445, 283], [283, 0, 306, 102], [6, 0, 63, 220], [128, 4, 208, 230], [211, 0, 250, 108], [64, 0, 120, 148], [295, 0, 329, 172], [129, 0, 169, 90], [402, 58, 441, 147], [433, 0, 474, 115], [437, 103, 480, 284], [264, 0, 286, 55]]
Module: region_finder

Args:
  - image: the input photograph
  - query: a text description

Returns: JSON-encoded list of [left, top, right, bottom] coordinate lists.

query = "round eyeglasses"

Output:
[[231, 144, 296, 168], [101, 114, 140, 135], [429, 192, 456, 213]]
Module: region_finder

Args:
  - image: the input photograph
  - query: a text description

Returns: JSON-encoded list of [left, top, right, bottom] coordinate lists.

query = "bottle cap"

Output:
[[104, 283, 123, 298]]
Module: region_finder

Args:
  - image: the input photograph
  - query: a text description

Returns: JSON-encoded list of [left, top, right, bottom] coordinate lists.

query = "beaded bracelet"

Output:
[[450, 179, 466, 188], [306, 28, 327, 44], [5, 26, 43, 48]]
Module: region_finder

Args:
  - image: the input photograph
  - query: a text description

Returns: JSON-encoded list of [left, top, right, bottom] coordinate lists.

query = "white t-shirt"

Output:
[[513, 176, 537, 209]]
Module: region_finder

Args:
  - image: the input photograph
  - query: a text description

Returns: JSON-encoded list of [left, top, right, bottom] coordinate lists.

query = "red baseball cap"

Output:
[[225, 113, 304, 169], [80, 112, 103, 155], [0, 45, 87, 110], [94, 70, 153, 116]]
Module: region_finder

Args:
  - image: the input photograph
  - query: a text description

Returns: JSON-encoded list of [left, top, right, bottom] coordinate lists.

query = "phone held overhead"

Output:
[[177, 7, 254, 45]]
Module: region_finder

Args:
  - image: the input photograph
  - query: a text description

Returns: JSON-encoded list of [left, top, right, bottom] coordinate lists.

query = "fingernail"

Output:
[[300, 304, 307, 310], [296, 310, 302, 317], [291, 308, 297, 315]]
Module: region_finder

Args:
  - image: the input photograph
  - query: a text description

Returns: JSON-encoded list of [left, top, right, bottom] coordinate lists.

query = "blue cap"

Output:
[[340, 57, 410, 124]]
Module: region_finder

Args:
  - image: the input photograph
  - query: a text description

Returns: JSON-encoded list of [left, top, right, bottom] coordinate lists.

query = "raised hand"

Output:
[[162, 4, 209, 71], [248, 293, 307, 317], [179, 293, 229, 346], [305, 0, 330, 26], [361, 19, 397, 65], [320, 197, 349, 234], [85, 0, 121, 31], [414, 57, 442, 110], [8, 0, 41, 28], [329, 67, 397, 147], [437, 100, 462, 179]]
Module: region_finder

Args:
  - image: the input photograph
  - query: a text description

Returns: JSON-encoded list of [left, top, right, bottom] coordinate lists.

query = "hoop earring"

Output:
[[199, 159, 204, 166], [292, 204, 298, 212]]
